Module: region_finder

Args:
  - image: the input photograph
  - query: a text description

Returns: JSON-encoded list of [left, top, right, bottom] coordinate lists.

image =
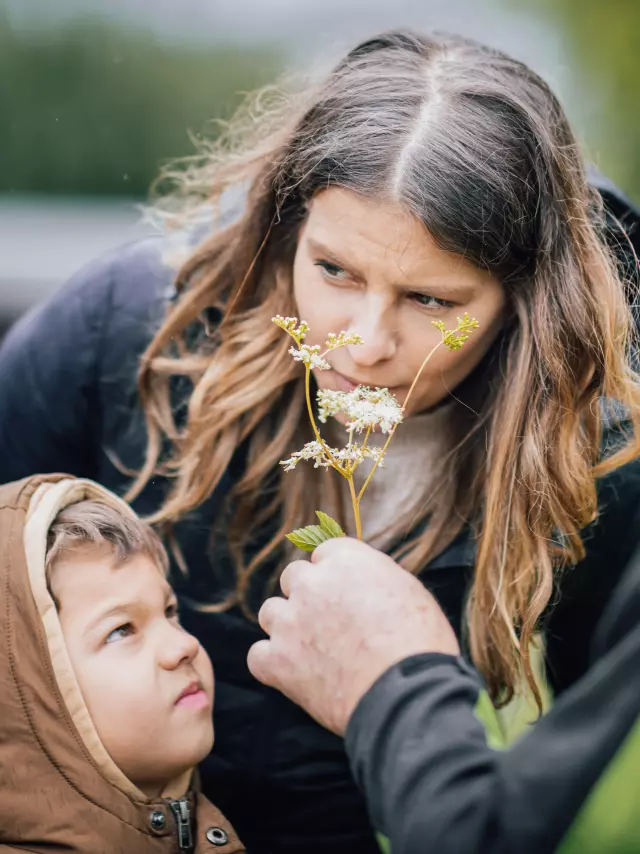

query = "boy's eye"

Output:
[[409, 292, 455, 310], [314, 260, 349, 280], [166, 602, 180, 621], [105, 623, 133, 644]]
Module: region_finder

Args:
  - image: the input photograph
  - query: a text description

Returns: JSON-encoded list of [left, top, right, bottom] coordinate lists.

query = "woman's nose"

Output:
[[348, 304, 397, 366], [159, 623, 201, 670]]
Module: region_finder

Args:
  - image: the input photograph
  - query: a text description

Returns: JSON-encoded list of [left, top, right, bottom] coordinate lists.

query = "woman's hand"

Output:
[[247, 537, 460, 735]]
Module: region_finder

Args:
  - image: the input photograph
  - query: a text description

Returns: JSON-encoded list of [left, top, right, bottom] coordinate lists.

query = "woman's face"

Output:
[[293, 187, 506, 416]]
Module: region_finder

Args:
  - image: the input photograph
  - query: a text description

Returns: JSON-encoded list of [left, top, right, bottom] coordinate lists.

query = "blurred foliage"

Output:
[[512, 0, 640, 202], [0, 12, 284, 196]]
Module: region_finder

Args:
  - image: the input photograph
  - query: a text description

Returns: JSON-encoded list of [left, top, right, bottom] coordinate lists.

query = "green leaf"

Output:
[[286, 525, 331, 552], [286, 514, 345, 552], [315, 511, 346, 539]]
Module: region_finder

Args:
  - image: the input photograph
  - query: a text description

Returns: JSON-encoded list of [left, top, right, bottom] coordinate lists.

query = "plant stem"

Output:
[[304, 367, 323, 443], [357, 424, 398, 501], [357, 339, 444, 503], [401, 339, 444, 415], [348, 475, 363, 539], [361, 425, 372, 452], [304, 367, 346, 475]]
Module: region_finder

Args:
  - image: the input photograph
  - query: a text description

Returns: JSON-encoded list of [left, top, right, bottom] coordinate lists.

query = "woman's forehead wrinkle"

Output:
[[345, 224, 428, 278], [392, 232, 436, 282], [391, 238, 466, 288]]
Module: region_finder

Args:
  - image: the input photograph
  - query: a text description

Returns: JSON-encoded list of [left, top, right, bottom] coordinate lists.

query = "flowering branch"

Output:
[[272, 312, 479, 550]]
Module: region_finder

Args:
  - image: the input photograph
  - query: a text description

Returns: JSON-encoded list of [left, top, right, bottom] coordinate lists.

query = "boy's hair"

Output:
[[45, 500, 169, 585]]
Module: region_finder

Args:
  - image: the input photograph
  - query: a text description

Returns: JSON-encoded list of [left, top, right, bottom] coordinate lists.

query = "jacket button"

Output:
[[206, 826, 229, 846], [150, 811, 166, 831]]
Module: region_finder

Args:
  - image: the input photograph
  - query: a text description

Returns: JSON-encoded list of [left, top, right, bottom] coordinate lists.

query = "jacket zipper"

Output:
[[169, 798, 194, 851]]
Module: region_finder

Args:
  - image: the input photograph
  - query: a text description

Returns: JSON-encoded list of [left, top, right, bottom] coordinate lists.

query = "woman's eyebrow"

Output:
[[306, 237, 355, 269], [396, 279, 476, 299]]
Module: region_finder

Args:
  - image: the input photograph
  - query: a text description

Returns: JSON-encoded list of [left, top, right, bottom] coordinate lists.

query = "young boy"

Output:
[[0, 473, 245, 853]]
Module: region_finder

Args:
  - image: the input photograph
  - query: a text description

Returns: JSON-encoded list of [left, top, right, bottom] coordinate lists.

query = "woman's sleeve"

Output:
[[0, 235, 175, 486], [0, 253, 120, 482], [0, 235, 172, 486], [345, 561, 640, 854]]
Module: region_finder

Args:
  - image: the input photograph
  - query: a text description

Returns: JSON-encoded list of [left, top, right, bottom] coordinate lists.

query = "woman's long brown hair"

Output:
[[129, 30, 640, 705]]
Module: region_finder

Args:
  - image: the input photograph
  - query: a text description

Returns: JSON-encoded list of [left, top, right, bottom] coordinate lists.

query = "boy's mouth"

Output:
[[175, 680, 209, 709]]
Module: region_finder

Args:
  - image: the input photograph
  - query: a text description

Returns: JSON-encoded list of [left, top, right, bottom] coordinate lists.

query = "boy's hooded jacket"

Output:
[[0, 474, 245, 854]]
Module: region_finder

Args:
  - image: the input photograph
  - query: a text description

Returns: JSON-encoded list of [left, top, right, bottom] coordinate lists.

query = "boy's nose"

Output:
[[159, 624, 201, 670]]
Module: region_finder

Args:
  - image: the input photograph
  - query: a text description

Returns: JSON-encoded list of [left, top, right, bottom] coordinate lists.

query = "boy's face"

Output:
[[49, 544, 214, 797]]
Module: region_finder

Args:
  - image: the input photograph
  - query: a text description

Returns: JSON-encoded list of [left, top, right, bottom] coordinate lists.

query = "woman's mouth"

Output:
[[329, 369, 359, 392], [327, 369, 403, 398]]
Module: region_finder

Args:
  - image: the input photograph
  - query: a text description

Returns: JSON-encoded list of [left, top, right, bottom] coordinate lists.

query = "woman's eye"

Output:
[[105, 623, 133, 644], [409, 292, 455, 310], [314, 260, 349, 280]]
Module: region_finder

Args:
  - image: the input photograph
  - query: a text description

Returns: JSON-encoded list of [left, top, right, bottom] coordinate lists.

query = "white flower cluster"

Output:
[[325, 331, 364, 350], [272, 315, 309, 343], [333, 444, 385, 468], [432, 313, 479, 351], [280, 440, 385, 473], [273, 318, 366, 373], [317, 386, 403, 434], [288, 345, 331, 371], [272, 313, 481, 543], [280, 440, 332, 472]]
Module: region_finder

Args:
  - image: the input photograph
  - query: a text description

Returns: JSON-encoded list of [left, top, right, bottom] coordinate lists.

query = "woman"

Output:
[[1, 30, 640, 854]]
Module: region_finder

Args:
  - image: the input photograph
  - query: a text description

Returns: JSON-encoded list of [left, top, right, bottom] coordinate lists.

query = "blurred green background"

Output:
[[0, 0, 638, 327], [0, 11, 283, 197], [512, 0, 640, 205], [1, 0, 638, 200]]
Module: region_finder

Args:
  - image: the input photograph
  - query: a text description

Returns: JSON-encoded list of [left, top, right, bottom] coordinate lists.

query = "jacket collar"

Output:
[[425, 525, 477, 571]]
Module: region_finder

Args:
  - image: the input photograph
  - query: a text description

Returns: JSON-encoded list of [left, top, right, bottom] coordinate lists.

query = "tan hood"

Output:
[[0, 474, 244, 853]]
